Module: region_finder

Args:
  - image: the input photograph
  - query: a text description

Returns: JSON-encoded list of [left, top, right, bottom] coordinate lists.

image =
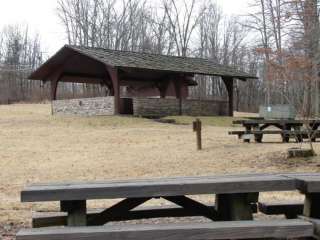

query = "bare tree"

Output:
[[0, 24, 45, 104], [162, 0, 206, 57]]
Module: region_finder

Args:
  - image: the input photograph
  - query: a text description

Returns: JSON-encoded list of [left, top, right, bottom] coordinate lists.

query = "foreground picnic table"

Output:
[[229, 119, 320, 143], [17, 173, 320, 240]]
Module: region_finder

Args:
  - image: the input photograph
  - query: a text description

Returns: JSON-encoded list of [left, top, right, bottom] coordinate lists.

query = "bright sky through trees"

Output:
[[0, 0, 249, 55]]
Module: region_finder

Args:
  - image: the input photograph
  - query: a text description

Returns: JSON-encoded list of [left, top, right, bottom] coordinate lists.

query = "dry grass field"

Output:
[[0, 103, 320, 237]]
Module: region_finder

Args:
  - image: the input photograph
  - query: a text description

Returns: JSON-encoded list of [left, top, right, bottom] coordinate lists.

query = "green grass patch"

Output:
[[162, 116, 245, 127]]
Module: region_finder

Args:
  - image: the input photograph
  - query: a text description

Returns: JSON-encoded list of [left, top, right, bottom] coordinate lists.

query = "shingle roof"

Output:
[[29, 45, 257, 80], [69, 45, 256, 80]]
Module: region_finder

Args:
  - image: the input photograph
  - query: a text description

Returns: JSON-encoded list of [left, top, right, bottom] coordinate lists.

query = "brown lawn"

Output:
[[0, 103, 319, 229]]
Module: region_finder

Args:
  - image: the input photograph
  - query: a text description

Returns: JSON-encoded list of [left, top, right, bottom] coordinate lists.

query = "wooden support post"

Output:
[[222, 77, 234, 117], [174, 75, 183, 115], [49, 68, 64, 101], [50, 80, 59, 101], [193, 119, 202, 150], [158, 80, 169, 99], [215, 193, 254, 221], [303, 193, 320, 218], [106, 66, 119, 114], [60, 200, 87, 226]]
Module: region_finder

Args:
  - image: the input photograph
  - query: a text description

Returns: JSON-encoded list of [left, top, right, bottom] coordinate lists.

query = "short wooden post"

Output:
[[61, 200, 87, 226], [193, 119, 202, 150]]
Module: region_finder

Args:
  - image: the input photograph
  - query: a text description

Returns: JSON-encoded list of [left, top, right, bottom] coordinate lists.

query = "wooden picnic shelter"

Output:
[[28, 45, 256, 116]]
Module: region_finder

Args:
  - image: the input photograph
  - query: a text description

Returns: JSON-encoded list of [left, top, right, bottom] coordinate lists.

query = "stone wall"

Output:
[[182, 99, 229, 116], [52, 97, 115, 116], [133, 98, 228, 117], [52, 97, 228, 117]]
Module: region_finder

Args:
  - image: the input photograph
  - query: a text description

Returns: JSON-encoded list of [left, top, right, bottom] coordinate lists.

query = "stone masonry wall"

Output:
[[52, 97, 115, 116], [133, 98, 228, 117], [133, 98, 180, 116], [52, 97, 228, 117], [182, 99, 229, 116]]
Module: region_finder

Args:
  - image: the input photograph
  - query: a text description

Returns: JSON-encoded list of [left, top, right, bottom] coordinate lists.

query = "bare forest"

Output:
[[0, 0, 319, 115]]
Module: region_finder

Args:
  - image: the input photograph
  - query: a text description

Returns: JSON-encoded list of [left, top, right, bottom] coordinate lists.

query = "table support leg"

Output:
[[61, 200, 87, 226], [309, 123, 319, 142], [253, 126, 263, 143], [215, 193, 256, 221], [244, 126, 252, 143], [281, 125, 290, 143], [293, 126, 303, 143], [303, 193, 320, 218]]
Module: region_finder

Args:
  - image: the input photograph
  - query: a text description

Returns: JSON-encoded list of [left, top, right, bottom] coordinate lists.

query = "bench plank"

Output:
[[229, 130, 320, 136], [258, 202, 304, 219], [299, 216, 320, 238], [32, 203, 258, 228], [21, 174, 296, 202], [17, 220, 314, 240], [32, 205, 214, 228], [233, 119, 318, 125]]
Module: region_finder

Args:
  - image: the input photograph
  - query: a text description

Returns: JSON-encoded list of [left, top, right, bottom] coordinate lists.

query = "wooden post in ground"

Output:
[[193, 119, 202, 150]]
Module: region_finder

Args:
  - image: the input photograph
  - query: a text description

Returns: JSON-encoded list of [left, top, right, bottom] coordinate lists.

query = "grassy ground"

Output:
[[0, 103, 319, 229], [162, 116, 240, 127]]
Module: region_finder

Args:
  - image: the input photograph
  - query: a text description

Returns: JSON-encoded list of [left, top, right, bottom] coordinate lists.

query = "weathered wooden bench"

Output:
[[32, 203, 257, 228], [229, 130, 320, 143], [17, 173, 320, 240], [17, 219, 314, 240], [258, 202, 304, 219]]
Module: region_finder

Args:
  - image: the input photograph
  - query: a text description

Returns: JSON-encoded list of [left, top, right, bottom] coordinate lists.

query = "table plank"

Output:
[[21, 174, 296, 202], [284, 173, 320, 193], [233, 119, 320, 125]]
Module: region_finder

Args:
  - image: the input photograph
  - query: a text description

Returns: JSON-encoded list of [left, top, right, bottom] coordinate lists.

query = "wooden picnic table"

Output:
[[230, 119, 320, 143], [17, 173, 320, 240], [20, 173, 320, 225]]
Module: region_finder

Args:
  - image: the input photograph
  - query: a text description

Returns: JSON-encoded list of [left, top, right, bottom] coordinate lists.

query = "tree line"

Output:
[[0, 25, 47, 104], [0, 0, 319, 115]]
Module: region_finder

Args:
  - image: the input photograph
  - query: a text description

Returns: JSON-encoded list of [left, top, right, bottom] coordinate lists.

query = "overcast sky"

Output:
[[0, 0, 250, 56]]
